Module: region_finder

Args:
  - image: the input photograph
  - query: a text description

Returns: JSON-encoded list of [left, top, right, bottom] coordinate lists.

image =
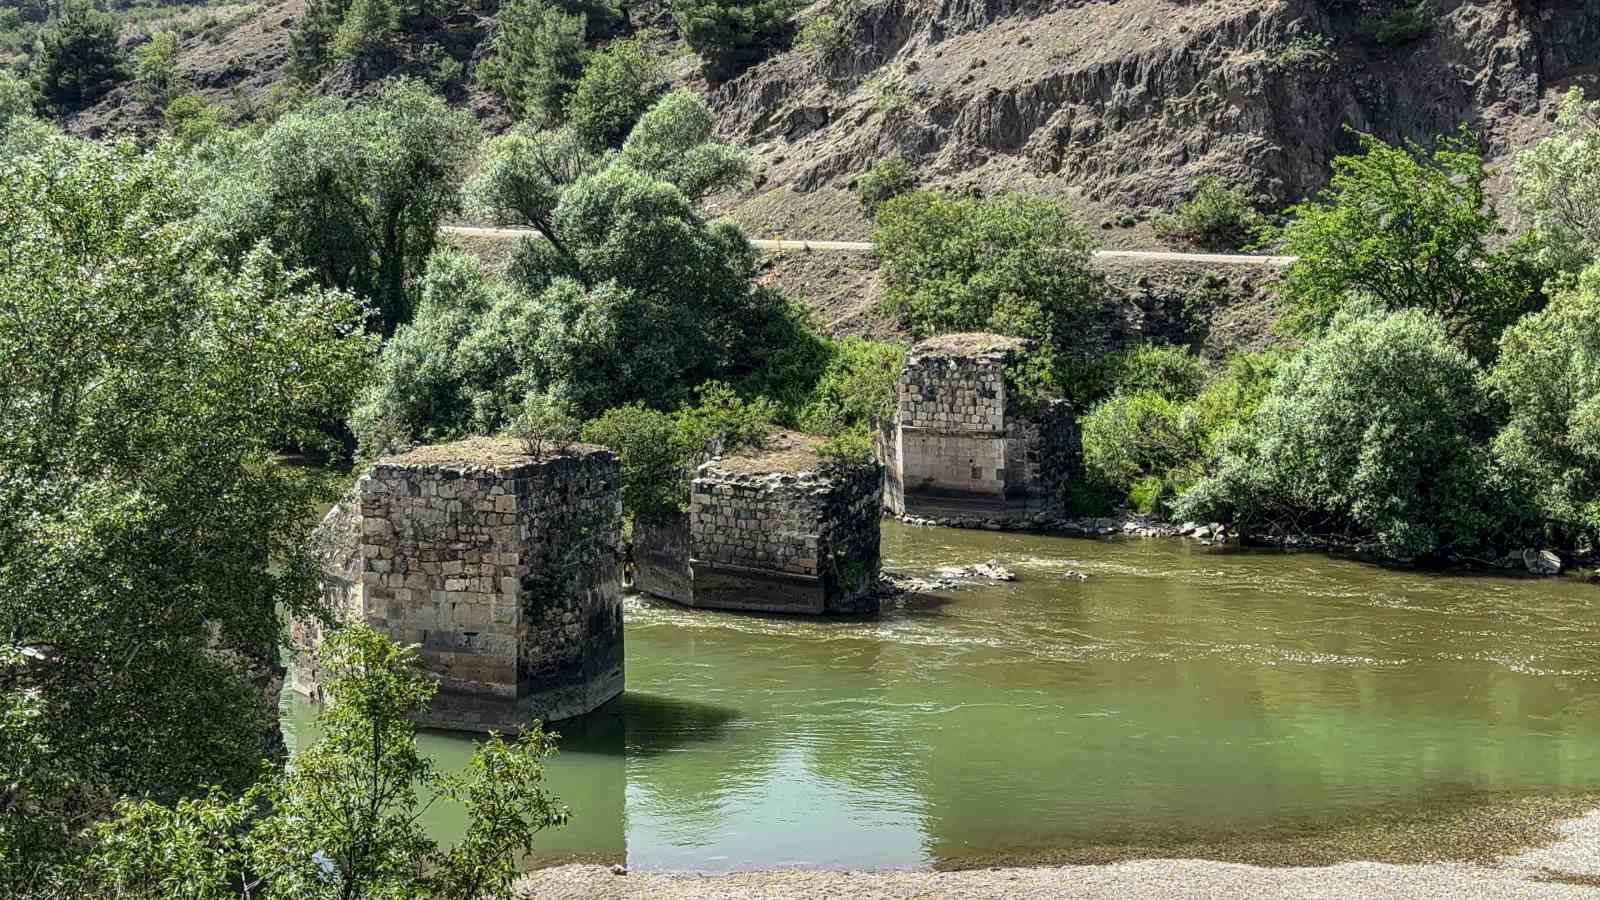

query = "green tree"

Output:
[[1153, 176, 1267, 250], [29, 0, 124, 115], [795, 337, 906, 436], [671, 0, 794, 82], [133, 30, 182, 109], [1176, 308, 1508, 559], [288, 0, 350, 83], [330, 0, 398, 69], [876, 190, 1098, 389], [204, 78, 481, 333], [475, 0, 587, 124], [1514, 88, 1600, 273], [0, 71, 36, 128], [565, 33, 668, 149], [0, 139, 372, 890], [1274, 130, 1543, 361], [81, 627, 568, 900], [855, 154, 913, 217], [1487, 263, 1600, 547], [581, 404, 691, 524]]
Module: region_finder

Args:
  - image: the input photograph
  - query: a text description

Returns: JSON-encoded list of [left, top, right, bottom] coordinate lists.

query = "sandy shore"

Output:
[[517, 809, 1600, 899]]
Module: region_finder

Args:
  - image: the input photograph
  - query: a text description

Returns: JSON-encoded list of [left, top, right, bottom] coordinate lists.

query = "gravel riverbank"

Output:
[[518, 808, 1600, 899]]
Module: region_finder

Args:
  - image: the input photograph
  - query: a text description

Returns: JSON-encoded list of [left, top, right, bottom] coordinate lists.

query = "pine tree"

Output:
[[29, 0, 124, 114]]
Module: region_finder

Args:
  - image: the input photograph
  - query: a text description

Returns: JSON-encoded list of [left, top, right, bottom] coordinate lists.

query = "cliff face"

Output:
[[713, 0, 1600, 232]]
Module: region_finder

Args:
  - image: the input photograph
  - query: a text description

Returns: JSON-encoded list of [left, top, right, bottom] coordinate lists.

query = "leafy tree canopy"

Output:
[[671, 0, 794, 82], [0, 138, 373, 889], [1176, 308, 1511, 560], [200, 78, 481, 333], [1515, 88, 1600, 274], [1488, 262, 1600, 545], [1274, 129, 1544, 361]]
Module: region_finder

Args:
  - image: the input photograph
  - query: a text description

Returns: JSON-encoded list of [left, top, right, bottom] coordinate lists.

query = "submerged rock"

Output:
[[935, 560, 1018, 582]]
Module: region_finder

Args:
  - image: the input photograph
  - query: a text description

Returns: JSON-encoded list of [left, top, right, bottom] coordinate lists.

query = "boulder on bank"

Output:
[[1524, 548, 1562, 577]]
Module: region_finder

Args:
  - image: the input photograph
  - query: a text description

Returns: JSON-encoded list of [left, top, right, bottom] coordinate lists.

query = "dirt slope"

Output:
[[712, 0, 1600, 240]]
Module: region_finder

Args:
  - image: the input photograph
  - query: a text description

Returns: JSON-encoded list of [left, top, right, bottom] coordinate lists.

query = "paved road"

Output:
[[442, 225, 1296, 268]]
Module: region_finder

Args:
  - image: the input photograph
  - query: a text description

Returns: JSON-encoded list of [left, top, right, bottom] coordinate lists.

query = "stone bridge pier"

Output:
[[294, 438, 625, 732]]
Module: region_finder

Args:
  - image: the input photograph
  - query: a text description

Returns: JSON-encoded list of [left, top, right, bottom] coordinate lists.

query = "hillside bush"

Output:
[[1274, 129, 1544, 362], [876, 190, 1097, 392], [1371, 0, 1435, 47], [29, 0, 124, 115], [1153, 177, 1267, 250], [671, 0, 794, 82], [475, 0, 587, 124], [855, 154, 913, 217], [288, 0, 348, 81], [331, 0, 398, 66], [1081, 393, 1202, 515], [795, 337, 906, 436], [1514, 88, 1600, 274], [1175, 308, 1508, 559], [565, 34, 667, 149], [0, 71, 36, 128], [133, 30, 182, 109], [1487, 263, 1600, 547], [1107, 345, 1209, 402]]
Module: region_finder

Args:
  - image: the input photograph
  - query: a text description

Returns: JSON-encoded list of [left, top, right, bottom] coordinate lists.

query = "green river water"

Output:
[[282, 521, 1600, 872]]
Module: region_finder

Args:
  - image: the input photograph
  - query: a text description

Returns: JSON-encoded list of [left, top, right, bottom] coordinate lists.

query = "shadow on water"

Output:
[[617, 691, 742, 756]]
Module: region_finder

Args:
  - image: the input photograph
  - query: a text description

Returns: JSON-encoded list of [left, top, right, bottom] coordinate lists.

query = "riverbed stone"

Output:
[[293, 437, 625, 732], [879, 333, 1079, 528], [633, 431, 883, 615]]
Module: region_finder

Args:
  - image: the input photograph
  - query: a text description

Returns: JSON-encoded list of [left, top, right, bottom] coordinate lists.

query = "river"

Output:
[[281, 521, 1600, 871]]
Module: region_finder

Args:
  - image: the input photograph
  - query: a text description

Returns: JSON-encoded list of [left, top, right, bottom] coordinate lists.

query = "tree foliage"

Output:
[[1514, 88, 1600, 274], [671, 0, 794, 82], [876, 190, 1098, 390], [1153, 176, 1268, 250], [565, 33, 667, 149], [202, 78, 480, 333], [1175, 308, 1507, 559], [79, 626, 568, 900], [1274, 130, 1543, 361], [0, 138, 372, 890], [1487, 263, 1600, 545], [29, 0, 124, 115], [475, 0, 587, 124], [133, 31, 182, 109]]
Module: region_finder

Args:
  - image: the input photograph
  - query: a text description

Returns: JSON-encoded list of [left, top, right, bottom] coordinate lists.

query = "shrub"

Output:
[[508, 390, 582, 456], [0, 71, 36, 128], [162, 93, 229, 148], [855, 154, 913, 217], [797, 11, 849, 63], [1081, 392, 1202, 514], [876, 190, 1098, 391], [675, 380, 776, 456], [671, 0, 795, 82], [1108, 345, 1209, 402], [288, 0, 348, 82], [582, 404, 690, 524], [331, 0, 397, 65], [1514, 88, 1600, 274], [133, 30, 182, 109], [1371, 0, 1435, 47], [1274, 129, 1544, 362], [1153, 177, 1267, 250], [817, 431, 875, 470], [795, 337, 906, 435], [201, 78, 481, 333], [1274, 33, 1333, 71], [476, 0, 588, 124], [29, 0, 124, 115], [1487, 263, 1600, 545], [565, 34, 667, 149], [615, 91, 751, 199], [1176, 309, 1508, 559]]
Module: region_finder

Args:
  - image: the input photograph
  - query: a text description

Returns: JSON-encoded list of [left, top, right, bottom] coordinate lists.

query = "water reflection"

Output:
[[283, 522, 1600, 871]]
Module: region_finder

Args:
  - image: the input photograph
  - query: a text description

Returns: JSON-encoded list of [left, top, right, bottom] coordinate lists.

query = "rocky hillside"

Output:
[[711, 0, 1600, 241], [58, 0, 1600, 246]]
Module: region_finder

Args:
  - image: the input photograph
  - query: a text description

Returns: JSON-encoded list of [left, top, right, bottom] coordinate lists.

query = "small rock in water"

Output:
[[1523, 548, 1562, 576], [609, 864, 628, 876], [931, 559, 1018, 582], [1062, 568, 1088, 581]]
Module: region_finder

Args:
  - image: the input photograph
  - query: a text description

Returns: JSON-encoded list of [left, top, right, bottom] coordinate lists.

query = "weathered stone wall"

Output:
[[631, 515, 693, 604], [884, 334, 1079, 528], [296, 440, 624, 731], [688, 459, 883, 615], [632, 433, 883, 615]]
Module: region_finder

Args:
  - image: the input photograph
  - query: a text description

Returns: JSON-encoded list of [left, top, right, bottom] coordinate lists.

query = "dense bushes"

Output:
[[1515, 89, 1600, 274], [1153, 177, 1267, 250], [476, 0, 587, 124], [200, 79, 480, 333], [29, 0, 124, 114], [1273, 130, 1543, 361], [877, 191, 1098, 394], [1487, 264, 1600, 546], [671, 0, 794, 82], [1176, 309, 1507, 559], [855, 155, 914, 216], [565, 34, 668, 149]]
